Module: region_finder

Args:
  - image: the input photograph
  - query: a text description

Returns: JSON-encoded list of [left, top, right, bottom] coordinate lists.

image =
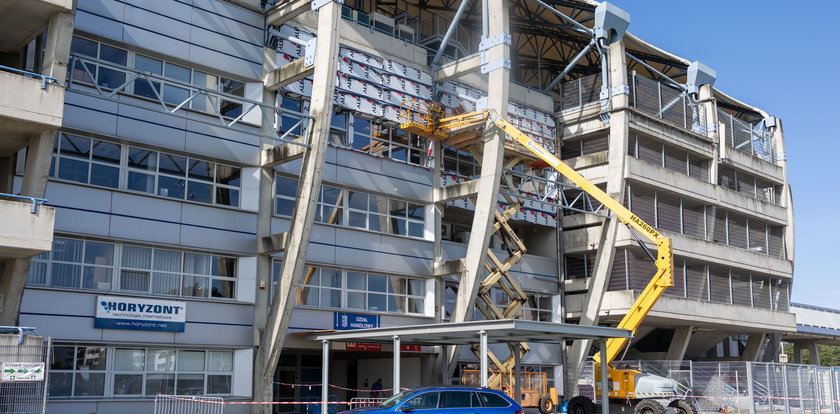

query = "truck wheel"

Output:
[[567, 396, 595, 414], [634, 400, 666, 414], [538, 396, 555, 414], [668, 400, 698, 414]]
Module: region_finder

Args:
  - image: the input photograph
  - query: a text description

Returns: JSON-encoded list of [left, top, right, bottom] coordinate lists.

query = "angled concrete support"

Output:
[[741, 333, 767, 362], [665, 326, 693, 360], [254, 3, 341, 412], [267, 0, 311, 26], [447, 0, 510, 372], [434, 180, 480, 203]]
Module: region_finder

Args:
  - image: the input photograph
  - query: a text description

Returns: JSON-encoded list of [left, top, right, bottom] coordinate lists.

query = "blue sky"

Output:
[[609, 1, 840, 308]]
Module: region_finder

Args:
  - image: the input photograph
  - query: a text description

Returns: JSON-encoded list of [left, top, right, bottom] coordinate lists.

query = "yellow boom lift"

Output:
[[400, 102, 694, 414]]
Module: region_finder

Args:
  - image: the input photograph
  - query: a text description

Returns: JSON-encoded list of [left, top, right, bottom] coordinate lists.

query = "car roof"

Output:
[[409, 386, 504, 392]]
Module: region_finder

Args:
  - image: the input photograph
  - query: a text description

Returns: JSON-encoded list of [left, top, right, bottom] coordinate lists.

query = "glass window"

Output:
[[177, 351, 205, 372], [406, 392, 440, 409], [208, 352, 233, 372], [147, 350, 176, 372], [479, 392, 510, 407], [114, 349, 145, 371], [441, 391, 472, 408]]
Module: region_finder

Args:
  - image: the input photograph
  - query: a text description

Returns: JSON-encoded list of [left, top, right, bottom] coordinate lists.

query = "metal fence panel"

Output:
[[154, 394, 225, 414], [0, 334, 49, 414]]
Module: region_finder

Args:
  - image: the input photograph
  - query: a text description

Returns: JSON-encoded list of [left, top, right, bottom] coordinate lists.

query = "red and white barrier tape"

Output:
[[268, 380, 404, 393], [160, 396, 382, 406]]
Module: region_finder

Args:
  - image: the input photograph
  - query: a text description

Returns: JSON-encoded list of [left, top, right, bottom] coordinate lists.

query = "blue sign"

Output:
[[95, 295, 186, 332], [334, 312, 379, 330]]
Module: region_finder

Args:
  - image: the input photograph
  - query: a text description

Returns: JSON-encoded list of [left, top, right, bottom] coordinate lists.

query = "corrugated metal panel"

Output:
[[709, 267, 731, 304], [629, 185, 656, 227], [731, 272, 752, 307], [582, 135, 608, 155], [685, 262, 708, 301], [718, 165, 737, 191], [637, 135, 663, 166], [663, 144, 688, 175], [627, 250, 653, 291], [682, 201, 705, 239], [608, 249, 628, 291], [768, 226, 785, 258], [657, 193, 681, 233], [688, 154, 709, 180], [738, 173, 756, 198], [752, 276, 772, 309], [713, 210, 727, 244], [727, 213, 748, 249], [748, 220, 767, 253]]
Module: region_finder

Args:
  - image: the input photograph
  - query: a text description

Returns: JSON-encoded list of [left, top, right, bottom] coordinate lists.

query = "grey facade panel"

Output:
[[110, 215, 182, 245], [116, 103, 188, 152], [377, 236, 433, 276], [188, 44, 260, 80], [180, 203, 257, 236], [308, 225, 338, 264], [75, 3, 124, 41], [184, 120, 260, 165], [122, 25, 191, 60], [64, 91, 119, 136], [111, 191, 183, 223], [179, 225, 255, 254], [333, 228, 383, 271]]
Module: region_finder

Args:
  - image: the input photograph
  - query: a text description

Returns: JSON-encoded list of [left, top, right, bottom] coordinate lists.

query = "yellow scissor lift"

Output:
[[399, 103, 690, 414]]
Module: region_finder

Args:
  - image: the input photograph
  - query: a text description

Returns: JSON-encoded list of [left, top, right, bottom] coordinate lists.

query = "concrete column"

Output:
[[255, 3, 341, 412], [447, 0, 509, 371], [665, 326, 693, 361], [740, 333, 766, 362], [42, 10, 75, 84], [805, 342, 820, 366], [252, 47, 281, 409], [0, 156, 14, 194], [698, 84, 718, 183], [793, 342, 803, 364], [566, 36, 630, 392]]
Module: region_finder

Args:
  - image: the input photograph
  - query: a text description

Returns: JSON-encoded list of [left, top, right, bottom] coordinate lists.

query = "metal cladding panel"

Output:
[[308, 225, 338, 264], [122, 25, 190, 60], [176, 323, 252, 346], [189, 43, 260, 80], [109, 215, 181, 245], [54, 206, 112, 237], [333, 228, 383, 271], [116, 103, 188, 152], [75, 3, 124, 40], [330, 150, 385, 192], [124, 4, 191, 41], [191, 1, 262, 45], [377, 236, 433, 276], [131, 0, 193, 21], [63, 91, 119, 136], [184, 121, 260, 164], [379, 160, 432, 201], [190, 25, 262, 71], [47, 181, 114, 212], [111, 192, 183, 223]]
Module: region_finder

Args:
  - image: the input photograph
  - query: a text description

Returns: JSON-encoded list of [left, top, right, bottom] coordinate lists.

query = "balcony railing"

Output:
[[0, 193, 47, 214], [0, 65, 60, 90], [630, 72, 708, 134]]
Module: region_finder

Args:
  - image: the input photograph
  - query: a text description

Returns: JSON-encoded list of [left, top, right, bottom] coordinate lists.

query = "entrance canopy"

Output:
[[311, 320, 631, 414], [312, 319, 631, 344]]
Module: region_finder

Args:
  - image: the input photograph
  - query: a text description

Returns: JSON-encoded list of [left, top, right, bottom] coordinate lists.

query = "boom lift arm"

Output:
[[434, 109, 674, 365]]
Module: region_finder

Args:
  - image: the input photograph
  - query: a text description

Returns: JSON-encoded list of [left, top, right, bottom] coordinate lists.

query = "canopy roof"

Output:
[[313, 319, 632, 345]]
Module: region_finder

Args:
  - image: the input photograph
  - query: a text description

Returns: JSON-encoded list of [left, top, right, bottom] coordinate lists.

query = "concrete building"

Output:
[[0, 0, 795, 412]]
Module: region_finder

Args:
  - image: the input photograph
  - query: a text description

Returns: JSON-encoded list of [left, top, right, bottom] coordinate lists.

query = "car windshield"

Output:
[[378, 389, 414, 408]]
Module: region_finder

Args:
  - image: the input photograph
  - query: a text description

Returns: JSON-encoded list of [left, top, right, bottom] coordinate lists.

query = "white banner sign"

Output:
[[95, 295, 187, 332], [1, 362, 45, 381]]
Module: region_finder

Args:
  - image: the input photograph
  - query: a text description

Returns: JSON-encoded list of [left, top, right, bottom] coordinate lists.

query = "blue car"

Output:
[[339, 386, 523, 414]]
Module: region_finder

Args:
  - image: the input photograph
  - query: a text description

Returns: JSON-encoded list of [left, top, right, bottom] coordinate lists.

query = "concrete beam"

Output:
[[265, 57, 315, 92], [665, 326, 693, 360], [434, 259, 465, 276], [260, 233, 289, 255], [435, 180, 479, 203], [266, 0, 310, 27], [262, 141, 307, 167], [435, 55, 481, 83]]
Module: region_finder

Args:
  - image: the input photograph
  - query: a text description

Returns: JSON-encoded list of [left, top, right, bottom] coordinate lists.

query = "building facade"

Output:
[[0, 0, 795, 412]]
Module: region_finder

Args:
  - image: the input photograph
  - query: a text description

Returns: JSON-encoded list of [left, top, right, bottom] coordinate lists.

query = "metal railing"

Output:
[[66, 54, 312, 147], [0, 193, 47, 214], [154, 395, 224, 414], [0, 65, 60, 90], [558, 73, 602, 112], [718, 109, 776, 163], [630, 72, 708, 135], [0, 332, 50, 414]]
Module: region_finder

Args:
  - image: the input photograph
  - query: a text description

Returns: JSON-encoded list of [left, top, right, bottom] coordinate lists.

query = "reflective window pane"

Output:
[[91, 141, 120, 164], [187, 180, 212, 203], [177, 374, 205, 395], [216, 187, 239, 207], [177, 351, 205, 371], [188, 160, 213, 181], [128, 148, 157, 170], [57, 157, 89, 183], [114, 374, 143, 395], [146, 373, 175, 395], [208, 375, 232, 394], [82, 267, 112, 290], [51, 346, 75, 370], [216, 165, 241, 186], [128, 171, 155, 193], [74, 373, 105, 396], [54, 237, 83, 262], [147, 350, 176, 372], [159, 154, 187, 176], [158, 176, 185, 199], [49, 373, 73, 396], [90, 164, 119, 188], [114, 349, 145, 371], [211, 257, 236, 277], [76, 347, 107, 370], [211, 279, 235, 298], [208, 352, 233, 372]]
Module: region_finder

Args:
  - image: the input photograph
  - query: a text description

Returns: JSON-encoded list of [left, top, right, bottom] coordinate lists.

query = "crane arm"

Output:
[[490, 115, 674, 365]]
